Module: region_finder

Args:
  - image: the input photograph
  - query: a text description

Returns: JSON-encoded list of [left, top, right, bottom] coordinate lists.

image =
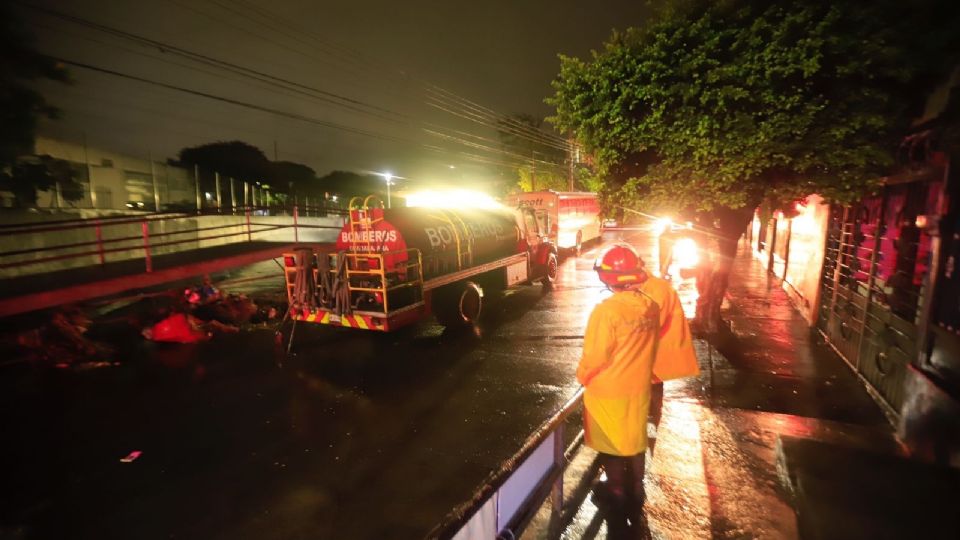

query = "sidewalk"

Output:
[[526, 246, 915, 539]]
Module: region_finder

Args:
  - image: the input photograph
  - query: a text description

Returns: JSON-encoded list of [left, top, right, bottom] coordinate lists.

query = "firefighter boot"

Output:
[[627, 453, 647, 507], [594, 454, 630, 507]]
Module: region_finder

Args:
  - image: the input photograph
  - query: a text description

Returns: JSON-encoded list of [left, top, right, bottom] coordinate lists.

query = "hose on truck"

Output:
[[290, 249, 317, 310], [276, 248, 317, 353], [331, 251, 352, 316], [318, 252, 333, 307]]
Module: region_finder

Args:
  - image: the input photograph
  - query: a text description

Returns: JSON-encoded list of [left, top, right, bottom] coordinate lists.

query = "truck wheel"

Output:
[[435, 282, 483, 327], [541, 253, 558, 288]]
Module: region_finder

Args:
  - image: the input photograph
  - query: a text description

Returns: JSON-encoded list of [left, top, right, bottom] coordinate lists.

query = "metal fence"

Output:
[[426, 388, 585, 540], [0, 204, 345, 276], [816, 172, 945, 414]]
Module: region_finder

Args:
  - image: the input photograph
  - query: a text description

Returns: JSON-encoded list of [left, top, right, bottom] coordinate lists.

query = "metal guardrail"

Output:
[[426, 388, 585, 540], [0, 205, 345, 273]]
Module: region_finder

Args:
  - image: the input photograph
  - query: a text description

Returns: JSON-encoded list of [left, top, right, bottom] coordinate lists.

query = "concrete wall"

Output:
[[0, 214, 343, 279], [782, 196, 831, 325], [749, 195, 830, 326]]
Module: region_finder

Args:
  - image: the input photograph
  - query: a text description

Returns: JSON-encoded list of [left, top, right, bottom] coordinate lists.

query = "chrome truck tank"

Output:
[[335, 206, 521, 280]]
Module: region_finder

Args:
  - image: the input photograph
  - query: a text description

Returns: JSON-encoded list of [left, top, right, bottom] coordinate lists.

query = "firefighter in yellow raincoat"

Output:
[[578, 243, 699, 507]]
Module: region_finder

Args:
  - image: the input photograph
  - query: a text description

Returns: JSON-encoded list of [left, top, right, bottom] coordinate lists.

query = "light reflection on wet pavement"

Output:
[[551, 231, 894, 540]]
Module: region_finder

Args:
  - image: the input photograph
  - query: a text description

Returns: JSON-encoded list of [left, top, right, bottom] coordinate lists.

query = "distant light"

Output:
[[448, 165, 456, 169], [673, 238, 700, 268], [383, 172, 393, 184], [405, 190, 502, 209], [653, 217, 673, 236], [204, 192, 213, 201], [331, 195, 338, 202]]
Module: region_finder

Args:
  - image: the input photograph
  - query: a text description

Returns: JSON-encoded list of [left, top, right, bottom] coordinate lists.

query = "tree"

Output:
[[271, 160, 317, 197], [1, 4, 70, 200], [548, 0, 960, 330], [496, 113, 571, 192], [174, 141, 272, 186], [516, 165, 568, 192], [315, 170, 386, 201], [0, 155, 83, 208]]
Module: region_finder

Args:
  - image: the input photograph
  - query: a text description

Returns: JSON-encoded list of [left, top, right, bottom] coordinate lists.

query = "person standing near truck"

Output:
[[578, 243, 699, 511]]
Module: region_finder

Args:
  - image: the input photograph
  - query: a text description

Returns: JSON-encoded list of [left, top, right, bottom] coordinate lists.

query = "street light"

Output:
[[383, 172, 393, 208], [370, 171, 402, 207]]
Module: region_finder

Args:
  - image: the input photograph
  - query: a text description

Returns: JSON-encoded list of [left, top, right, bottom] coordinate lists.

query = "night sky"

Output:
[[20, 0, 653, 186]]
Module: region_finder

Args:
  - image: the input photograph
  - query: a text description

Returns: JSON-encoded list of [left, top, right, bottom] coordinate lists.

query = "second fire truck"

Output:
[[504, 190, 602, 255]]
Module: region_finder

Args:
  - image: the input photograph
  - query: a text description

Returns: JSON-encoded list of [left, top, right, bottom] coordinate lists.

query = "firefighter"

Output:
[[657, 224, 677, 278], [579, 243, 699, 510]]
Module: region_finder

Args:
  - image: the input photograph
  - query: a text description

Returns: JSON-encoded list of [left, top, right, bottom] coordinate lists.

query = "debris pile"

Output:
[[141, 276, 282, 343], [2, 275, 286, 365], [4, 307, 113, 365]]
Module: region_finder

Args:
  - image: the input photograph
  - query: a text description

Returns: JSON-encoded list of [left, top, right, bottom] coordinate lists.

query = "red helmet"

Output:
[[595, 243, 647, 287]]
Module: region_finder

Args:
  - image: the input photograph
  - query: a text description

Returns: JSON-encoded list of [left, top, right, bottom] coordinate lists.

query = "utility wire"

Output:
[[215, 0, 574, 150], [54, 58, 407, 142], [24, 18, 386, 120], [54, 58, 554, 173], [27, 3, 567, 163], [21, 2, 404, 121], [22, 2, 575, 173]]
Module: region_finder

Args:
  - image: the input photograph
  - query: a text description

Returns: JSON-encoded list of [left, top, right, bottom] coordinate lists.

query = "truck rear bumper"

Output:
[[292, 302, 426, 331]]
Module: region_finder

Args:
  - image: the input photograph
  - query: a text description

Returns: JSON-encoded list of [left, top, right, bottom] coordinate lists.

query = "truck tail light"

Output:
[[283, 256, 296, 267]]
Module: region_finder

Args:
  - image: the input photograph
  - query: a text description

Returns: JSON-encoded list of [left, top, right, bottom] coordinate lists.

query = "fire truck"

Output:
[[281, 196, 559, 332], [504, 191, 601, 255]]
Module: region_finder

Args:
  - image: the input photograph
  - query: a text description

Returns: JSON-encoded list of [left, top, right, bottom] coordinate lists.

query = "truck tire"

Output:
[[541, 252, 558, 289], [434, 281, 483, 327]]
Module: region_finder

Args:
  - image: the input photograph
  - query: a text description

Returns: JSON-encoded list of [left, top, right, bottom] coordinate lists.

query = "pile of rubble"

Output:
[[3, 276, 285, 366]]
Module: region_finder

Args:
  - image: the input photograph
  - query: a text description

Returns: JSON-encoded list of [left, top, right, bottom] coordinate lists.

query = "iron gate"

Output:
[[818, 178, 944, 411]]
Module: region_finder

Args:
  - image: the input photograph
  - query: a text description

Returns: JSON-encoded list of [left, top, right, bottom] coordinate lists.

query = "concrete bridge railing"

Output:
[[0, 206, 344, 279]]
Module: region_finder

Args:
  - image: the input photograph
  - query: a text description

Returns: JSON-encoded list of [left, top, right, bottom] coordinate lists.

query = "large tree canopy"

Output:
[[0, 5, 69, 169], [548, 0, 960, 217], [1, 4, 71, 206], [548, 0, 960, 331], [175, 141, 272, 184]]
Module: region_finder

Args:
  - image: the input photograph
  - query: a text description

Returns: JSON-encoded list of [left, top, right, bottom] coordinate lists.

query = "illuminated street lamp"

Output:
[[383, 172, 393, 208]]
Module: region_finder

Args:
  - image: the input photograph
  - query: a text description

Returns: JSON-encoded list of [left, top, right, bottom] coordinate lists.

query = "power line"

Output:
[[24, 18, 378, 117], [22, 2, 576, 174], [54, 58, 554, 173], [27, 3, 566, 161], [21, 2, 405, 122], [55, 58, 407, 142], [169, 0, 403, 100], [213, 0, 574, 150]]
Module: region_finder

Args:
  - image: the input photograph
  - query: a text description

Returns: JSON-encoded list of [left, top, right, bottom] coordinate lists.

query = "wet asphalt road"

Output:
[[1, 231, 664, 540]]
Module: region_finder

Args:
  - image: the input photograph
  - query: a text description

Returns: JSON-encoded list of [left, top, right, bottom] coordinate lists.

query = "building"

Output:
[[749, 128, 959, 466]]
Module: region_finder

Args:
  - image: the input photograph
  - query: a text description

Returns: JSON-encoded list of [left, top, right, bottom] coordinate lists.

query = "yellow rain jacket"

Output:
[[577, 276, 699, 456]]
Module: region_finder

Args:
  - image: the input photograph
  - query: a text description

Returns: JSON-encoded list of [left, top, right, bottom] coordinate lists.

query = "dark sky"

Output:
[[22, 0, 653, 185]]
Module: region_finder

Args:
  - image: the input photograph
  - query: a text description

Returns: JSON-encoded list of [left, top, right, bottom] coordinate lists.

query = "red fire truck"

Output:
[[281, 196, 559, 331], [504, 191, 602, 255]]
